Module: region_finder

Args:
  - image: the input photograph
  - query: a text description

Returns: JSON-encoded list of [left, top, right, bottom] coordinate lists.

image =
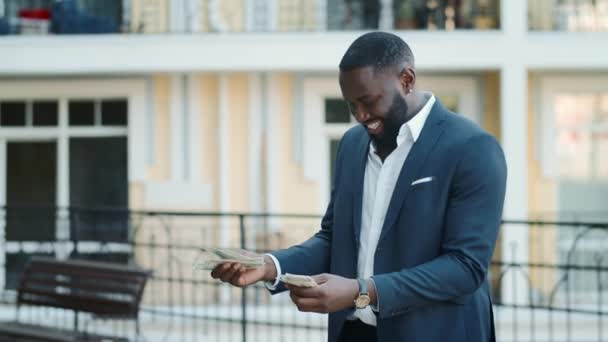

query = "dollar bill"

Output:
[[193, 247, 265, 271], [280, 273, 318, 288]]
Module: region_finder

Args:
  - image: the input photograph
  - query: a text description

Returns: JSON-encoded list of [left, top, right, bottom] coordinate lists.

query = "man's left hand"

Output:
[[286, 273, 359, 313]]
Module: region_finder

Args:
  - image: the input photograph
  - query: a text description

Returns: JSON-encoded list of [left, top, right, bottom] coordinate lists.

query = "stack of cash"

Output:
[[193, 247, 265, 271], [280, 273, 318, 288]]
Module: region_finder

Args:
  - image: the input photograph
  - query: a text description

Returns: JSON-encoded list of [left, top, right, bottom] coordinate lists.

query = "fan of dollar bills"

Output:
[[279, 273, 318, 288], [193, 248, 318, 288], [192, 247, 265, 271]]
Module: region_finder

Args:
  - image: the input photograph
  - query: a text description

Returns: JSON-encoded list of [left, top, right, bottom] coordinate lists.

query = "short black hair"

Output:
[[339, 31, 414, 72]]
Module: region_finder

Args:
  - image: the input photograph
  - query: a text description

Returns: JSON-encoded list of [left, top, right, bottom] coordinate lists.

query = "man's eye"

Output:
[[362, 101, 375, 107]]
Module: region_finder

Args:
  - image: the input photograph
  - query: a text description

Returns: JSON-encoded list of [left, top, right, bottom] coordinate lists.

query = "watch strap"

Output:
[[357, 278, 368, 295]]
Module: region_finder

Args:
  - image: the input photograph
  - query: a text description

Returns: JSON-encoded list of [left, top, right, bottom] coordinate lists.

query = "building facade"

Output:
[[0, 0, 607, 313]]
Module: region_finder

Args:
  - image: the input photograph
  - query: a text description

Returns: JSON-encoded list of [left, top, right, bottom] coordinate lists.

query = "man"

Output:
[[212, 31, 506, 342]]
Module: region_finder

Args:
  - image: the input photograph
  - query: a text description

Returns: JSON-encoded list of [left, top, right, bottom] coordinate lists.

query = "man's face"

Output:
[[339, 66, 409, 146]]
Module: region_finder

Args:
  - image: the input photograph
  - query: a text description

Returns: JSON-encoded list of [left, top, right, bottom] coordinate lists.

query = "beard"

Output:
[[370, 93, 409, 150]]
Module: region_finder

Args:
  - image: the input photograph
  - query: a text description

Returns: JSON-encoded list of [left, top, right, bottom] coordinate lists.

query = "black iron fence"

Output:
[[0, 206, 606, 341]]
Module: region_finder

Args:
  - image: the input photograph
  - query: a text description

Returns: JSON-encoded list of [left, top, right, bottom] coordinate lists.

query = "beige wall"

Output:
[[480, 71, 503, 294], [483, 71, 501, 140], [227, 73, 251, 212], [276, 73, 321, 215], [200, 74, 220, 210], [147, 75, 171, 182]]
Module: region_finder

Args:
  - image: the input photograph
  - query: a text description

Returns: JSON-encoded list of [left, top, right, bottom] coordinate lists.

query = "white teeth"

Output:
[[367, 120, 380, 130]]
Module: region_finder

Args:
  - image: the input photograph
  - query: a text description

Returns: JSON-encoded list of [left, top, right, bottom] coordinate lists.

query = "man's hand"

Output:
[[211, 255, 277, 287], [287, 274, 361, 313]]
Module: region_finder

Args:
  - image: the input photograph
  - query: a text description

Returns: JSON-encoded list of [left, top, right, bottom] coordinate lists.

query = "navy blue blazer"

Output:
[[272, 100, 507, 342]]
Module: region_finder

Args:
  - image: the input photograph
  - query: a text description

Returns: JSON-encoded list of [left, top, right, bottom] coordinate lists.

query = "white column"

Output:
[[169, 0, 187, 33], [56, 99, 70, 259], [0, 140, 6, 290], [500, 0, 529, 305], [247, 73, 263, 250], [170, 74, 186, 182], [378, 0, 394, 30], [208, 0, 227, 32], [185, 0, 201, 33], [218, 74, 231, 303], [316, 0, 328, 31], [264, 73, 280, 216], [267, 0, 278, 31], [127, 81, 147, 182], [218, 73, 231, 244], [248, 74, 263, 213], [145, 76, 156, 166], [188, 74, 202, 183]]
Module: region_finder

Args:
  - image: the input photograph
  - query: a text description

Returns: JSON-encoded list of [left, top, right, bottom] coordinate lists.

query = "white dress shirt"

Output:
[[354, 95, 435, 326], [268, 94, 436, 327]]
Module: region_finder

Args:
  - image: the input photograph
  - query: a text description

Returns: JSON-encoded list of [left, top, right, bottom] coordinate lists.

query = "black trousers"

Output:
[[338, 319, 377, 342]]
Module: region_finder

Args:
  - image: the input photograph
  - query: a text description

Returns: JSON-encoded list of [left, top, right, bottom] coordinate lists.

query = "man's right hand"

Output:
[[211, 255, 277, 287]]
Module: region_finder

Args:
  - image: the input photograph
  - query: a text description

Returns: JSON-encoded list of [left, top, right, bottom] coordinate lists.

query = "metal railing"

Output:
[[0, 206, 605, 341]]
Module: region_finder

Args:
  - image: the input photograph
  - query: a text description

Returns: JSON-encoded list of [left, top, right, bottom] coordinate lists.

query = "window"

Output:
[[529, 0, 608, 32], [553, 93, 608, 181], [0, 101, 26, 127], [101, 99, 128, 126], [69, 98, 128, 127], [0, 85, 135, 291], [325, 98, 351, 123], [0, 100, 60, 127], [327, 0, 501, 31], [540, 79, 608, 301], [69, 100, 95, 126], [33, 101, 58, 126]]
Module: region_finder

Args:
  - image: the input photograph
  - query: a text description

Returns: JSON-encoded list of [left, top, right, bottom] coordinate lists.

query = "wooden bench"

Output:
[[0, 257, 152, 341]]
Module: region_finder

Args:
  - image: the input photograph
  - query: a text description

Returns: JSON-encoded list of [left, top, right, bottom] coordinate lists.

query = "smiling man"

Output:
[[212, 31, 507, 342]]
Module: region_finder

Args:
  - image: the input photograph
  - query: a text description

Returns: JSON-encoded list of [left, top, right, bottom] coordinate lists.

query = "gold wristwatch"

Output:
[[354, 278, 371, 309]]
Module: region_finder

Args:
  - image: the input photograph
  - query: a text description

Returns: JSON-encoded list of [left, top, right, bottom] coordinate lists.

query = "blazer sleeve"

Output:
[[371, 133, 507, 318], [268, 133, 348, 294]]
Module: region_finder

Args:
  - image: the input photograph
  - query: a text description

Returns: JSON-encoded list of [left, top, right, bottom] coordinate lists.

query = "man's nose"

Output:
[[352, 106, 370, 123]]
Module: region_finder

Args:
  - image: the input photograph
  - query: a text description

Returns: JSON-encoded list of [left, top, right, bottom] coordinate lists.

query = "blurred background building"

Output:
[[0, 1, 606, 341]]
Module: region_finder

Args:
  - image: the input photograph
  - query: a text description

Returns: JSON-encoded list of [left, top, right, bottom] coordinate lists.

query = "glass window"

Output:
[[553, 93, 608, 180], [101, 99, 128, 126], [328, 0, 500, 31], [529, 0, 608, 32], [325, 98, 351, 123], [33, 101, 58, 126], [69, 100, 95, 126], [0, 101, 26, 127], [551, 91, 608, 299]]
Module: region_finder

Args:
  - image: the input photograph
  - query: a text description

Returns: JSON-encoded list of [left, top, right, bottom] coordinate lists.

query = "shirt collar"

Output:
[[397, 93, 435, 146], [370, 94, 436, 154]]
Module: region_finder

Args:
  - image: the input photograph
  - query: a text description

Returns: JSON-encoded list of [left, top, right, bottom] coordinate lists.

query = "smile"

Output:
[[367, 120, 381, 130]]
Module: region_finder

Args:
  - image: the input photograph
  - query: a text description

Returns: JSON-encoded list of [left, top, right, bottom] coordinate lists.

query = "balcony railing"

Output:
[[529, 0, 608, 32], [0, 0, 502, 36], [0, 206, 605, 341]]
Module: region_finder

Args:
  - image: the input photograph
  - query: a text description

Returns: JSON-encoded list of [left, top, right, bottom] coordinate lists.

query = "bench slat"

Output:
[[25, 274, 141, 297], [20, 289, 136, 317]]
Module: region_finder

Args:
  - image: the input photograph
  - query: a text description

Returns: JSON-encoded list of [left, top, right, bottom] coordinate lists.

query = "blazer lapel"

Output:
[[352, 130, 370, 245], [377, 102, 448, 243]]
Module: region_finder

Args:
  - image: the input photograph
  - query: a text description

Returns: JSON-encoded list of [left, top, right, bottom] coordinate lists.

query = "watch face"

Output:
[[355, 294, 371, 309]]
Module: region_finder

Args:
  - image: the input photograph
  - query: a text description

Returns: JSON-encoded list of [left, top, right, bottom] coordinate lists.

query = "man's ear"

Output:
[[399, 67, 416, 93]]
